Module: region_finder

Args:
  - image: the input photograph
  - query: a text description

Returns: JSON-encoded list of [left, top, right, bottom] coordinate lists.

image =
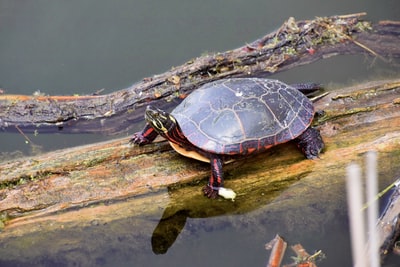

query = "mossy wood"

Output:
[[1, 78, 399, 222]]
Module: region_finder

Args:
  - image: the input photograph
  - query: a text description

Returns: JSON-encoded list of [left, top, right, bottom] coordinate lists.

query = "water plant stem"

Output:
[[346, 163, 367, 267], [366, 151, 379, 267]]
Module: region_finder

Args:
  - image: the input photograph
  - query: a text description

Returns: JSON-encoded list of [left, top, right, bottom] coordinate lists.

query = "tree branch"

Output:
[[1, 13, 399, 134]]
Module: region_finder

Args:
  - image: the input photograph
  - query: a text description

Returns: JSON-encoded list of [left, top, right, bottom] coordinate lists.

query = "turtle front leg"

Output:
[[130, 124, 159, 145], [203, 156, 224, 199]]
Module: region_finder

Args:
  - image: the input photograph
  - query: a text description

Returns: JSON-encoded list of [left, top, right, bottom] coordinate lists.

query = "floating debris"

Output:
[[265, 235, 324, 267], [286, 244, 325, 267], [265, 234, 287, 267]]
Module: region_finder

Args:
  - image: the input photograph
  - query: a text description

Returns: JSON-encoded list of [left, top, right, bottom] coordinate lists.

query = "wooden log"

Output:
[[1, 13, 400, 135], [1, 78, 399, 220]]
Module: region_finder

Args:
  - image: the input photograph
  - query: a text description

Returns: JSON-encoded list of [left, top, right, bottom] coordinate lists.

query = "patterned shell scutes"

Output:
[[171, 78, 314, 155]]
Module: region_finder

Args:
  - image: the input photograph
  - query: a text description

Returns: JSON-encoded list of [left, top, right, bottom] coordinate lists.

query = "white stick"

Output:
[[366, 151, 380, 267], [346, 163, 367, 267]]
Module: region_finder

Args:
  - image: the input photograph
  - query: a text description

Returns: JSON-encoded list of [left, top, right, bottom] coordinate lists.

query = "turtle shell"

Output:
[[171, 78, 315, 155]]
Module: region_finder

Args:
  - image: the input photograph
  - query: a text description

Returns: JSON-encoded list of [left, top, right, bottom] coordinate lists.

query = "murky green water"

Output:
[[0, 185, 354, 267], [1, 161, 399, 267], [0, 1, 400, 266]]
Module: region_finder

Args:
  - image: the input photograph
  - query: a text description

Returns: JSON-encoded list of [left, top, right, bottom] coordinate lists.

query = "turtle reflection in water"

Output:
[[131, 78, 324, 200]]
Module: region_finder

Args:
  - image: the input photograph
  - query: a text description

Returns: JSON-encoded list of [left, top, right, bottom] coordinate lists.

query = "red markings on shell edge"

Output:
[[222, 139, 275, 156], [247, 147, 257, 154]]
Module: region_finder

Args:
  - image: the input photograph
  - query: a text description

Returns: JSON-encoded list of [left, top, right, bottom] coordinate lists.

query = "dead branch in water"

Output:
[[0, 13, 399, 135]]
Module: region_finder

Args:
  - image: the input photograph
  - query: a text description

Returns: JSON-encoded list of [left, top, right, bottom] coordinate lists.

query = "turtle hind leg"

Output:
[[203, 156, 224, 199], [294, 127, 324, 159]]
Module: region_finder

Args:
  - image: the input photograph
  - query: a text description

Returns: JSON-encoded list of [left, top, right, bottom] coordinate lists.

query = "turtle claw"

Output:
[[203, 185, 219, 199], [130, 132, 149, 145], [130, 124, 159, 146]]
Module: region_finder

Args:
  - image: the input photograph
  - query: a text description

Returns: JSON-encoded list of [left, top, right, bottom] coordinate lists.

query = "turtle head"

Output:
[[145, 105, 177, 136]]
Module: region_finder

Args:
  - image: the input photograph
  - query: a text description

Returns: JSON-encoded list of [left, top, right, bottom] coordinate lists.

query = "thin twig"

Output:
[[15, 125, 34, 144]]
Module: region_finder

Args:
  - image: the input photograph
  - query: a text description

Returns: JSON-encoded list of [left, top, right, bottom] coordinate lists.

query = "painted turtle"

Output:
[[130, 78, 324, 200]]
